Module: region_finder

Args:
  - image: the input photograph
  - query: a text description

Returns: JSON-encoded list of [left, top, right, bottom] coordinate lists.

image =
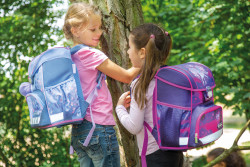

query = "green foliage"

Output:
[[0, 0, 79, 166], [243, 152, 250, 165], [142, 0, 250, 119], [192, 155, 207, 167], [0, 0, 249, 166]]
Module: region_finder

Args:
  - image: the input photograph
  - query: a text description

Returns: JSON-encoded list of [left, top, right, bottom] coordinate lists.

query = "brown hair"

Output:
[[131, 23, 172, 109], [207, 147, 246, 167], [63, 2, 100, 41]]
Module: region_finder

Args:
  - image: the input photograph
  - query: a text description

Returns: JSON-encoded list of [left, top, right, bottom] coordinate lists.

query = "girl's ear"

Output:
[[71, 27, 79, 38], [139, 47, 146, 59]]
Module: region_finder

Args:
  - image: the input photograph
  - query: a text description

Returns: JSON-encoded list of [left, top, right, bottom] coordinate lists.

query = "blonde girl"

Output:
[[63, 2, 139, 167]]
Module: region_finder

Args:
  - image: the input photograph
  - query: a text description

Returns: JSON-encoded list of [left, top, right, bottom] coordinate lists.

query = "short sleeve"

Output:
[[77, 47, 108, 70]]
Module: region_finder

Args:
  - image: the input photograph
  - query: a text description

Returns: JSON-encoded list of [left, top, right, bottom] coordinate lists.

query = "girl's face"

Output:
[[73, 14, 103, 47], [127, 35, 145, 68]]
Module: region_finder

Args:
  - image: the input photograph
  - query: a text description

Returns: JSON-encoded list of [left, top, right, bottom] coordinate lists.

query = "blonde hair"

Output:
[[63, 2, 101, 41], [131, 23, 172, 109]]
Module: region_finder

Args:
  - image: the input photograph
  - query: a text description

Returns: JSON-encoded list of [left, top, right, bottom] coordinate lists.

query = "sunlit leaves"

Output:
[[142, 0, 250, 119], [0, 0, 79, 166]]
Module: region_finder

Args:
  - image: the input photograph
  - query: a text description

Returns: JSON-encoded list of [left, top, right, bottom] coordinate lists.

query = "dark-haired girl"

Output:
[[116, 23, 184, 167]]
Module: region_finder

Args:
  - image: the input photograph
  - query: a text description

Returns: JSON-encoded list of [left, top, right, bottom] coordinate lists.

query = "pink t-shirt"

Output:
[[71, 46, 115, 125]]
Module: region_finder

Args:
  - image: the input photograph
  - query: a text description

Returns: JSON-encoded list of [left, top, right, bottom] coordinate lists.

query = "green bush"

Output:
[[192, 156, 207, 167]]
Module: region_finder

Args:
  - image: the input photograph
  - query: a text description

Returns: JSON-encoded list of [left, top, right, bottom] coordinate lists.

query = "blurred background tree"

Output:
[[0, 0, 249, 166], [142, 0, 250, 124]]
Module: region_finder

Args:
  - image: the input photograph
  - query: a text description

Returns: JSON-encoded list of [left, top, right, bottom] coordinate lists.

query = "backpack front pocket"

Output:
[[44, 76, 82, 124], [189, 104, 223, 147], [26, 90, 49, 127]]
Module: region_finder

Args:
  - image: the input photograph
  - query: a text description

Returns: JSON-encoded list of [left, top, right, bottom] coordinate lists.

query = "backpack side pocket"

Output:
[[155, 104, 191, 149], [26, 90, 50, 128]]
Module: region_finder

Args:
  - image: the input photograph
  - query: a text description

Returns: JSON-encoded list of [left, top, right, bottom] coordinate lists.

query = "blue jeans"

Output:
[[71, 120, 120, 167]]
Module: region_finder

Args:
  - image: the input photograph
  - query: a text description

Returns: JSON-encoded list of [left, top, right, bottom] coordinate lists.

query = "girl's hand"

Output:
[[117, 91, 131, 108]]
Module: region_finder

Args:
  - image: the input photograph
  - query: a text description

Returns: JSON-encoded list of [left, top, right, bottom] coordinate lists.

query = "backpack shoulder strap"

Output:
[[141, 121, 153, 167], [79, 72, 105, 147], [69, 44, 105, 151], [70, 44, 87, 55], [73, 54, 105, 147]]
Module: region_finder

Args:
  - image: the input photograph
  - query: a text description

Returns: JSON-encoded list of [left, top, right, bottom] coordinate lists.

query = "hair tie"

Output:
[[150, 34, 155, 38], [165, 31, 169, 36]]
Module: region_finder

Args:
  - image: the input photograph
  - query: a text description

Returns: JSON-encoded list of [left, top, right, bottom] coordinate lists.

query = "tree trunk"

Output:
[[71, 0, 144, 166]]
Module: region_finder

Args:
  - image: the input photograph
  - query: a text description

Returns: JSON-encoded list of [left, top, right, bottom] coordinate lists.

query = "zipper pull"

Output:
[[195, 133, 198, 143]]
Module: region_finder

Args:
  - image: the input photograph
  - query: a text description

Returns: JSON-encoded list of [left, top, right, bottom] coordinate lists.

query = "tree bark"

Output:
[[71, 0, 144, 166]]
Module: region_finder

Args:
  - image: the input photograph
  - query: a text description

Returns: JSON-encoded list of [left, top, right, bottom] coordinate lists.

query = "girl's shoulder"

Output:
[[131, 78, 155, 88], [130, 78, 138, 87], [131, 78, 155, 97], [77, 46, 107, 60], [147, 78, 155, 95], [81, 46, 105, 56], [88, 47, 105, 55], [130, 78, 155, 106]]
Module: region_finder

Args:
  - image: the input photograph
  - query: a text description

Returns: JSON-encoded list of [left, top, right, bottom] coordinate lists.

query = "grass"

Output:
[[243, 152, 250, 165], [223, 122, 247, 129], [242, 141, 250, 166]]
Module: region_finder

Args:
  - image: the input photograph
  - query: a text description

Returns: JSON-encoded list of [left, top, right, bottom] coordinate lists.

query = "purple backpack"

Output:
[[141, 62, 223, 167]]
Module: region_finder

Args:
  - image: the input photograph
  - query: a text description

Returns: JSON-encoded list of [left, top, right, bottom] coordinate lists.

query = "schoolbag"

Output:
[[19, 45, 104, 132], [141, 62, 223, 167]]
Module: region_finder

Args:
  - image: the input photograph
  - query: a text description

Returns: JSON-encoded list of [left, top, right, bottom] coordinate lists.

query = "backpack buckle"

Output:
[[96, 73, 105, 90], [204, 86, 212, 101]]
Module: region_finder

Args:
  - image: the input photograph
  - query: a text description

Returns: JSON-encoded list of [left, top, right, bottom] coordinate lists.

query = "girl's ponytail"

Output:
[[131, 23, 172, 109]]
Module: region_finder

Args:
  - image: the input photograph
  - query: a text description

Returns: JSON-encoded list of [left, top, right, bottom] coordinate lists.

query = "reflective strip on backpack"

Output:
[[179, 137, 189, 145], [199, 129, 223, 144]]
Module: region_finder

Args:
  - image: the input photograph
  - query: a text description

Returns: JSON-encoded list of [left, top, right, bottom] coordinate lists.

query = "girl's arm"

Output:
[[96, 59, 140, 84], [115, 91, 145, 135]]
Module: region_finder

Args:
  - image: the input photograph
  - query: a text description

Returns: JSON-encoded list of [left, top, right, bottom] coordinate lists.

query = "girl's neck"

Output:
[[73, 42, 82, 47]]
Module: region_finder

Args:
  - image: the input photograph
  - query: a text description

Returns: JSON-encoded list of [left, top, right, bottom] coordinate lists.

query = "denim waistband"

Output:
[[71, 119, 115, 136], [72, 119, 114, 129]]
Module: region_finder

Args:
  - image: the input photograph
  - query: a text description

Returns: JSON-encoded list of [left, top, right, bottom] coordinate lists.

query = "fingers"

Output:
[[117, 91, 131, 108], [124, 95, 131, 108], [125, 94, 131, 103], [119, 91, 130, 100]]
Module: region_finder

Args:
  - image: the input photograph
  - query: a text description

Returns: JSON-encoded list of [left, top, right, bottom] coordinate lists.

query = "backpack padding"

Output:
[[43, 58, 73, 87], [29, 47, 71, 79]]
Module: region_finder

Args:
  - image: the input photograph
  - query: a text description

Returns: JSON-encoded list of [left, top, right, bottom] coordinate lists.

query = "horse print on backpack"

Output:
[[145, 62, 223, 151]]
